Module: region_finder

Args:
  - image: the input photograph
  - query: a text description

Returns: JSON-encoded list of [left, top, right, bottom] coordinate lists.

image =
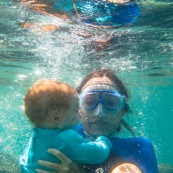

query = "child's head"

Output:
[[24, 79, 79, 129]]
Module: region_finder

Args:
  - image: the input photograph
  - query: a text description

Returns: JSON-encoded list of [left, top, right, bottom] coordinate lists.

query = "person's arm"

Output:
[[18, 0, 69, 19], [60, 130, 112, 164], [36, 148, 86, 173], [17, 0, 71, 33]]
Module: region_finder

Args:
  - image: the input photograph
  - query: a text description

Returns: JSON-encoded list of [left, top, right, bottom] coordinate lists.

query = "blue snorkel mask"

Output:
[[79, 89, 126, 111]]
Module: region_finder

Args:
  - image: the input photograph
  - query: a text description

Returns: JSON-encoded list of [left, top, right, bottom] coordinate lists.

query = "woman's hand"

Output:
[[36, 148, 85, 173]]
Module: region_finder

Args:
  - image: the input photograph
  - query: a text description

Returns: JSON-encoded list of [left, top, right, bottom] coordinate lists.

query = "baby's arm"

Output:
[[61, 130, 112, 164]]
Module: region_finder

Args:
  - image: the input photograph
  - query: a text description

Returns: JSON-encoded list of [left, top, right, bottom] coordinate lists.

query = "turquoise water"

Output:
[[0, 0, 173, 171]]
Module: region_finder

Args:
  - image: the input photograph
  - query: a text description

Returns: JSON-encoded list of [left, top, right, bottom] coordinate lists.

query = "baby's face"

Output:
[[60, 95, 80, 130]]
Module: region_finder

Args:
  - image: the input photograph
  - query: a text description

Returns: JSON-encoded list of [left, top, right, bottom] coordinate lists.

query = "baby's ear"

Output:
[[51, 111, 60, 121]]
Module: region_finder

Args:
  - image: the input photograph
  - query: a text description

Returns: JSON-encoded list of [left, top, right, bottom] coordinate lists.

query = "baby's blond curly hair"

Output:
[[24, 78, 78, 126]]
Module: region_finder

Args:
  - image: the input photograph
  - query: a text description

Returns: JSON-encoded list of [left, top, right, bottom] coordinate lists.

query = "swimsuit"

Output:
[[76, 124, 159, 173]]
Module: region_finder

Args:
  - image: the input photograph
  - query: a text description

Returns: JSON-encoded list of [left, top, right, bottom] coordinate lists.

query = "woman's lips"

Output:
[[89, 120, 108, 125]]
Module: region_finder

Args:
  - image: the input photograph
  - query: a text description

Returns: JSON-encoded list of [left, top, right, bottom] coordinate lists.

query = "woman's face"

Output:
[[79, 77, 126, 138]]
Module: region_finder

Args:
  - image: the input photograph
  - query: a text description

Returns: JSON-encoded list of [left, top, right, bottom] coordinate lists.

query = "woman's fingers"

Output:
[[37, 160, 61, 170], [37, 149, 81, 173], [36, 169, 50, 173], [37, 149, 72, 172], [47, 148, 72, 165], [36, 169, 57, 173]]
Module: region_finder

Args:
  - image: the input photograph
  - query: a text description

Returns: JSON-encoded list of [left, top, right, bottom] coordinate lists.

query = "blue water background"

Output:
[[0, 0, 173, 170]]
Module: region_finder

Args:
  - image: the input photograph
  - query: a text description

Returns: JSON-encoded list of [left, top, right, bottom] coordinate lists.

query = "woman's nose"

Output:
[[94, 103, 105, 117]]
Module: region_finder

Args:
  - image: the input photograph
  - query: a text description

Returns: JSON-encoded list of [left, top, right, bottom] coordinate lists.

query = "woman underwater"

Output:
[[35, 67, 159, 173]]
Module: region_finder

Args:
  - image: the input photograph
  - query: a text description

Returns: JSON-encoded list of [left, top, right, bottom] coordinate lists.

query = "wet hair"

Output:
[[24, 79, 78, 126], [76, 67, 131, 114]]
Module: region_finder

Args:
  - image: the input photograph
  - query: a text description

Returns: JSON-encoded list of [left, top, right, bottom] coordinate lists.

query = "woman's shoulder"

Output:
[[110, 137, 154, 150], [123, 137, 153, 145]]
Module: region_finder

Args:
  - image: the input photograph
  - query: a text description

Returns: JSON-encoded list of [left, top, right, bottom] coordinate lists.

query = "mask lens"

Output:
[[80, 92, 99, 109], [103, 93, 122, 110]]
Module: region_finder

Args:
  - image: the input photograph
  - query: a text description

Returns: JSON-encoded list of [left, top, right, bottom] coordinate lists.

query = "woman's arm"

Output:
[[36, 149, 86, 173], [18, 0, 69, 19]]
